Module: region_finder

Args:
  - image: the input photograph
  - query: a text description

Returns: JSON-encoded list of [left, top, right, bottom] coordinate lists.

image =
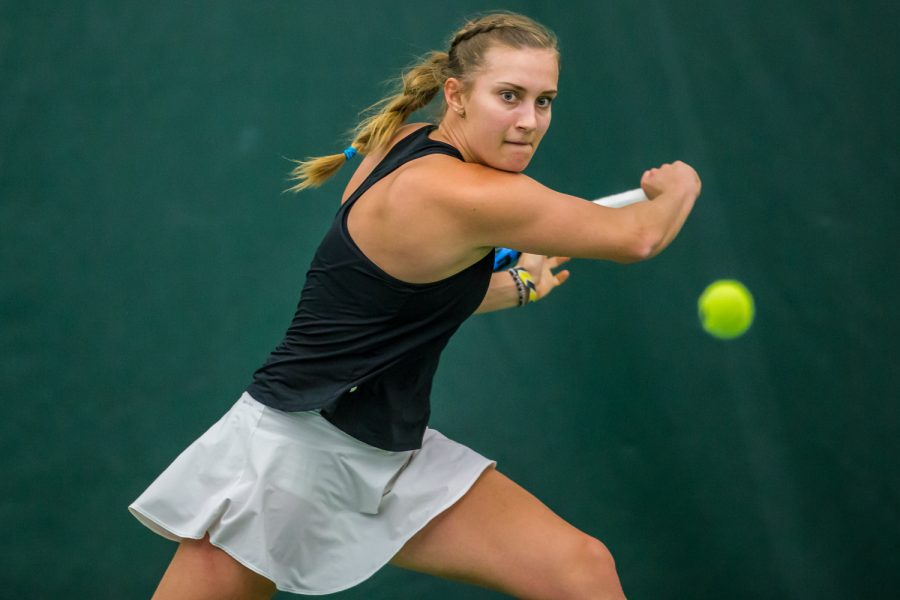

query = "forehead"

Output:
[[473, 45, 559, 90]]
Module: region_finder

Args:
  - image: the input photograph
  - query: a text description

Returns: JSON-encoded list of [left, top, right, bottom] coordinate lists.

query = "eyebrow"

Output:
[[496, 81, 558, 95]]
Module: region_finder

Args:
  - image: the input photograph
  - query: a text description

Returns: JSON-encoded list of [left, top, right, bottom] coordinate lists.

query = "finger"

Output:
[[545, 256, 571, 269], [555, 270, 570, 285]]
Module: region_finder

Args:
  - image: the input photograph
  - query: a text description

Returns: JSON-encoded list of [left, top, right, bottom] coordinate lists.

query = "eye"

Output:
[[500, 91, 518, 103], [537, 96, 554, 108]]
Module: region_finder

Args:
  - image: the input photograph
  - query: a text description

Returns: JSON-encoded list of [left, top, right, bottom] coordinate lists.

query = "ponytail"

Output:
[[287, 51, 449, 192]]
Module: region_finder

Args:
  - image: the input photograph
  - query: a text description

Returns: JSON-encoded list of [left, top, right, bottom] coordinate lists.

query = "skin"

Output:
[[435, 45, 559, 173], [342, 45, 573, 306], [342, 44, 699, 308], [150, 42, 699, 600], [438, 45, 571, 311]]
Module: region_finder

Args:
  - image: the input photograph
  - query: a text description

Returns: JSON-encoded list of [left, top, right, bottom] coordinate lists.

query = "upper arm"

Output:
[[432, 163, 654, 263]]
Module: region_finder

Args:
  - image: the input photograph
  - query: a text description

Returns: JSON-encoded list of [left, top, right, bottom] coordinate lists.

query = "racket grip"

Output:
[[593, 187, 647, 208]]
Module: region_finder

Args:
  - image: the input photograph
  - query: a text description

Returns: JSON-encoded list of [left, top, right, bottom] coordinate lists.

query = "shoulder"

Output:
[[399, 156, 547, 218], [392, 155, 563, 253]]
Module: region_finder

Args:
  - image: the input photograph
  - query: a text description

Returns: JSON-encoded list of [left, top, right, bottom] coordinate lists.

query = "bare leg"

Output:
[[390, 466, 626, 600], [151, 533, 276, 600]]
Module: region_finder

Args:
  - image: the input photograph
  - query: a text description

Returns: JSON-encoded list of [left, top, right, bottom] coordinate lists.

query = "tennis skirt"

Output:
[[129, 392, 496, 595]]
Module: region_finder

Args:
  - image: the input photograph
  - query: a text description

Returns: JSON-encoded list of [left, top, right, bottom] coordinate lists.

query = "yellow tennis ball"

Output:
[[698, 280, 755, 339]]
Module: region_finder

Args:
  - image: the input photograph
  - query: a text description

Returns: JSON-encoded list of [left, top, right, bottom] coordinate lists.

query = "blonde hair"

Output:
[[287, 12, 559, 192]]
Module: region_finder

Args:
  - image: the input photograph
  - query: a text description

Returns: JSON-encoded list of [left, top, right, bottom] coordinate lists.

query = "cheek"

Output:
[[539, 109, 552, 132], [481, 106, 515, 135], [472, 113, 511, 150]]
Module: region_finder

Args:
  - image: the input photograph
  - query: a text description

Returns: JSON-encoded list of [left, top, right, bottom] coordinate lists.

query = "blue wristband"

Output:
[[493, 248, 521, 271]]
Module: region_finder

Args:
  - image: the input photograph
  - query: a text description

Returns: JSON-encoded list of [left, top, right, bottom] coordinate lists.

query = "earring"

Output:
[[456, 107, 466, 118]]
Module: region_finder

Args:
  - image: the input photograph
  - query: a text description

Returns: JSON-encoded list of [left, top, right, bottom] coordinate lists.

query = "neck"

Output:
[[432, 117, 476, 163]]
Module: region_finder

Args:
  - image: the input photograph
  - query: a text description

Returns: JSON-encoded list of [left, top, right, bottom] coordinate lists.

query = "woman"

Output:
[[130, 11, 700, 600]]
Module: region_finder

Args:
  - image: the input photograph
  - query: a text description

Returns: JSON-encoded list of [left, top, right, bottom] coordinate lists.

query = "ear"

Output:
[[444, 77, 466, 114]]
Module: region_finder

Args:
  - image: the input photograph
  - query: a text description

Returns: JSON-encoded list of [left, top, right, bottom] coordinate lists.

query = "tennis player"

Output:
[[130, 11, 700, 600]]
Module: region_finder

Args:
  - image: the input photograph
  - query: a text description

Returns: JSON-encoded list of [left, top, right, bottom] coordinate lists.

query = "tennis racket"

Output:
[[492, 187, 648, 271]]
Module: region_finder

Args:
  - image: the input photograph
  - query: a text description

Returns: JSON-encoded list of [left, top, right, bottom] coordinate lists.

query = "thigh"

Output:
[[388, 466, 616, 599], [152, 534, 276, 600]]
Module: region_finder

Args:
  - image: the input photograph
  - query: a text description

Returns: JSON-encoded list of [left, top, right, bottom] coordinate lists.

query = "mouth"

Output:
[[504, 141, 532, 147]]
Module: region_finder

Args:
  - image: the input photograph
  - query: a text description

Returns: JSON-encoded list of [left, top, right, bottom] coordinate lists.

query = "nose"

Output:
[[516, 104, 537, 132]]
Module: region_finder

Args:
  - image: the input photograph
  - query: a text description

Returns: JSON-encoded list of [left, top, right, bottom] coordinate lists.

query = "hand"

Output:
[[515, 253, 571, 301], [640, 160, 701, 200]]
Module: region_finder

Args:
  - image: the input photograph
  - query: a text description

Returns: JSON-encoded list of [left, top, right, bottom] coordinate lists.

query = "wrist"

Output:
[[508, 267, 538, 306]]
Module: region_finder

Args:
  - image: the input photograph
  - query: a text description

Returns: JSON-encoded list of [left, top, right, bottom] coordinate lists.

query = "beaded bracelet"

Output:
[[508, 267, 538, 307], [508, 268, 527, 306]]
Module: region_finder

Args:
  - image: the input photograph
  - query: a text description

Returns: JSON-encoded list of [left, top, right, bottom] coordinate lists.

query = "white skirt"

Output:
[[129, 392, 496, 595]]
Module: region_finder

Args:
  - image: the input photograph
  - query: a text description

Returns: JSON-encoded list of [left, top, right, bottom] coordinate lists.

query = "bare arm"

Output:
[[433, 160, 701, 263], [636, 162, 701, 258], [474, 254, 571, 314], [473, 271, 521, 314]]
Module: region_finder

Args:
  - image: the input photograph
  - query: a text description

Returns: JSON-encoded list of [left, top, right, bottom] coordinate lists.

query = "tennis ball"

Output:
[[698, 280, 755, 339]]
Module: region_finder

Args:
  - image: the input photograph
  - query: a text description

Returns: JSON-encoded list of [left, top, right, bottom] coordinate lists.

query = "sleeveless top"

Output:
[[246, 125, 494, 451]]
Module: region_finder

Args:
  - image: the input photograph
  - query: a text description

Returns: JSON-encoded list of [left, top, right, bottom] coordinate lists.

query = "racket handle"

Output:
[[492, 187, 648, 271], [592, 187, 647, 208]]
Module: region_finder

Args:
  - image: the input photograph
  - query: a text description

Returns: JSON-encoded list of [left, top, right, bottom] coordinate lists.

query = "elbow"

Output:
[[632, 235, 658, 262], [603, 210, 665, 263], [616, 230, 661, 264]]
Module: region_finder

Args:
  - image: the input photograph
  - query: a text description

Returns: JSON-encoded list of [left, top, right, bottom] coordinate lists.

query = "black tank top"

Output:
[[246, 125, 494, 451]]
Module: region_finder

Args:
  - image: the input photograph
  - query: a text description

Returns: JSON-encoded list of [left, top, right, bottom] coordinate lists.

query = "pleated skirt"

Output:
[[129, 392, 496, 595]]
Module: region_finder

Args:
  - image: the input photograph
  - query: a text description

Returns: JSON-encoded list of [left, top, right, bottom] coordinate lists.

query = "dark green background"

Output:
[[2, 1, 898, 598]]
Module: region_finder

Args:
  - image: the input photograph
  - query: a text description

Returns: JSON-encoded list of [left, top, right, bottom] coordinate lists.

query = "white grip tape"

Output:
[[593, 188, 647, 208]]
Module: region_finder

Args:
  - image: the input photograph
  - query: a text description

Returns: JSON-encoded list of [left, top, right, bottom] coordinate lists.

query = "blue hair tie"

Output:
[[343, 146, 358, 160]]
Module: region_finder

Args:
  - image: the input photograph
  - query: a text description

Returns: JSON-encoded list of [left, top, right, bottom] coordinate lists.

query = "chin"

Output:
[[506, 157, 532, 172], [490, 153, 533, 173], [488, 160, 529, 173]]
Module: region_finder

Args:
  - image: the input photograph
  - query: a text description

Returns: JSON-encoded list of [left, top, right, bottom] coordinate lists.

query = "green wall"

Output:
[[2, 1, 897, 598]]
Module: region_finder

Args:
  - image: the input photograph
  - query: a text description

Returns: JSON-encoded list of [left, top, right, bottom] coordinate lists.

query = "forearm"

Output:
[[640, 187, 697, 258], [474, 270, 520, 314]]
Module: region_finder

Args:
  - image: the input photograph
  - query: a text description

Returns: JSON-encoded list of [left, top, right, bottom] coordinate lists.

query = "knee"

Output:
[[561, 536, 626, 600]]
